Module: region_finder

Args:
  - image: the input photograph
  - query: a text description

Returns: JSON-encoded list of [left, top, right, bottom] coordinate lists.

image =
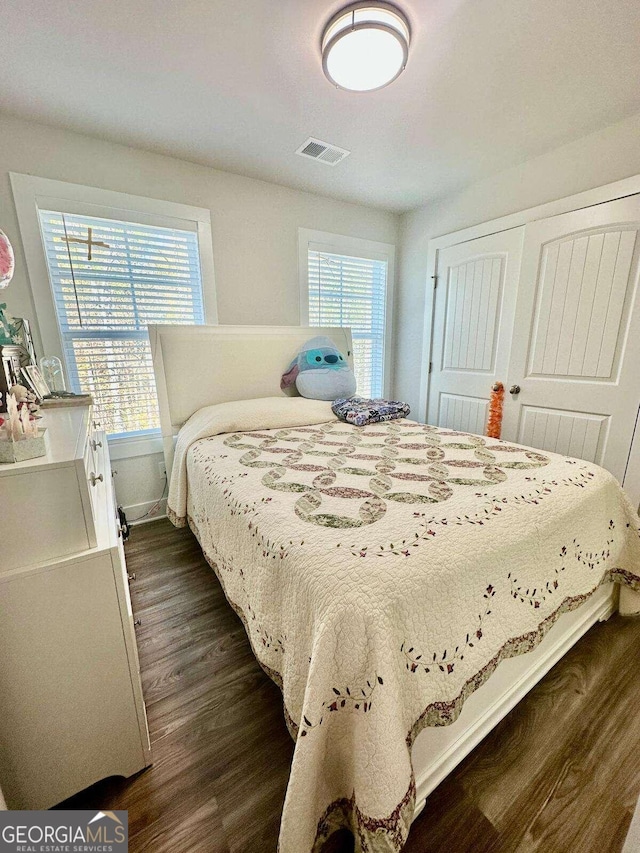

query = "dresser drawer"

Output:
[[0, 405, 98, 571], [0, 466, 94, 572]]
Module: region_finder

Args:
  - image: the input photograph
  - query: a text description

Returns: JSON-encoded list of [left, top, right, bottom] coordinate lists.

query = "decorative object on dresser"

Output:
[[0, 392, 45, 463], [0, 344, 26, 411], [9, 383, 39, 416], [0, 229, 15, 289], [0, 404, 151, 808], [0, 226, 15, 350], [9, 317, 37, 367], [39, 354, 66, 393], [0, 228, 39, 411], [0, 319, 37, 411]]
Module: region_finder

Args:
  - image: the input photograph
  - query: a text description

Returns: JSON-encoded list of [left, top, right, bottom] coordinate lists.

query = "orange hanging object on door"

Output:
[[487, 382, 504, 439]]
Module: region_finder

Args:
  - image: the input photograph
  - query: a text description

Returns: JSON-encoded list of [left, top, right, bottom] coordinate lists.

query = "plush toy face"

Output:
[[281, 335, 357, 401], [303, 345, 347, 369]]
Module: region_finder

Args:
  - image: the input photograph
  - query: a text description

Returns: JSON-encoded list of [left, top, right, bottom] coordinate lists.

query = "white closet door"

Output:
[[428, 228, 524, 433], [502, 195, 640, 482]]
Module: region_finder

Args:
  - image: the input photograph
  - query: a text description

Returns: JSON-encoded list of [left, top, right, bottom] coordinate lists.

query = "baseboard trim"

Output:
[[122, 497, 168, 525], [130, 512, 168, 527], [413, 585, 616, 815]]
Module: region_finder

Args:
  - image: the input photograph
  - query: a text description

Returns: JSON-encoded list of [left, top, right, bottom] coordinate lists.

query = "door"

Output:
[[502, 195, 640, 482], [428, 227, 524, 433]]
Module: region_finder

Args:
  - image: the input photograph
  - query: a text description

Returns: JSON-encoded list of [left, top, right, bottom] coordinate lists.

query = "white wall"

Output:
[[395, 111, 640, 416], [0, 113, 398, 518]]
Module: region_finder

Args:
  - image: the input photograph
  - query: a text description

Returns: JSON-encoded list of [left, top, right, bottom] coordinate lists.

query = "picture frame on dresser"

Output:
[[21, 363, 50, 400], [10, 317, 37, 368]]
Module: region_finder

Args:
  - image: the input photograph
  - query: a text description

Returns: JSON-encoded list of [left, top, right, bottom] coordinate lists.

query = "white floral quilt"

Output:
[[168, 413, 640, 853]]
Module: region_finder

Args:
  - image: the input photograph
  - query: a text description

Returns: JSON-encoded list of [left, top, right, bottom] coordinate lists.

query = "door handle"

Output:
[[509, 384, 521, 395]]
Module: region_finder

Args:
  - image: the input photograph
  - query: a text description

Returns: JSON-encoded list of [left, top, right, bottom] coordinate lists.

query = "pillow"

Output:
[[280, 335, 357, 401], [331, 396, 411, 427], [168, 397, 338, 525]]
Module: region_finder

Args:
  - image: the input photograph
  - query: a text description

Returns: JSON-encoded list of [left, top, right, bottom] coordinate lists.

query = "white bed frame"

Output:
[[149, 323, 637, 821]]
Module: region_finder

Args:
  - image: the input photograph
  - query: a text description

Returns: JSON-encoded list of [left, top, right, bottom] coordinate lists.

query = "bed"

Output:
[[150, 324, 640, 853]]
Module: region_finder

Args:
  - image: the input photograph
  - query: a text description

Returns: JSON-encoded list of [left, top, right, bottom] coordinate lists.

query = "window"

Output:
[[10, 173, 215, 447], [38, 210, 205, 436], [300, 230, 394, 398]]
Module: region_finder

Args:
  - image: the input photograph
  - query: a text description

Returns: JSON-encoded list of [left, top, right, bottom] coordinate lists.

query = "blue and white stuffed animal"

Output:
[[280, 335, 357, 401]]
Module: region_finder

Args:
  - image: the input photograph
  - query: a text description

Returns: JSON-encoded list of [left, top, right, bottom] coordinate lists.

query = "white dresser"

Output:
[[0, 405, 151, 809]]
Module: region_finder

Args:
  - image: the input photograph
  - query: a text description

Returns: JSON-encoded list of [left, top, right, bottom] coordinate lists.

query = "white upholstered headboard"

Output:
[[149, 324, 354, 473]]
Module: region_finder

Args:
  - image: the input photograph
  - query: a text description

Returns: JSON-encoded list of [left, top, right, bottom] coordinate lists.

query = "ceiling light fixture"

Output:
[[321, 2, 410, 92]]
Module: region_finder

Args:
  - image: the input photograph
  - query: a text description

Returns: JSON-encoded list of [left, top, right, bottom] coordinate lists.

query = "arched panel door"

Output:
[[502, 195, 640, 483], [427, 228, 524, 435]]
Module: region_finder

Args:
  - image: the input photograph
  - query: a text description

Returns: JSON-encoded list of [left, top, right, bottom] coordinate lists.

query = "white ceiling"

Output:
[[2, 0, 640, 212]]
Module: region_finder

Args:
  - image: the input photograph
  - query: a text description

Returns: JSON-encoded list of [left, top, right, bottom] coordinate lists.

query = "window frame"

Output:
[[11, 173, 216, 455], [298, 228, 395, 398]]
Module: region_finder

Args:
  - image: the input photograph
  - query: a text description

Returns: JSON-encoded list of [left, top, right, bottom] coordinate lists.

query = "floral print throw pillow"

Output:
[[331, 396, 411, 427]]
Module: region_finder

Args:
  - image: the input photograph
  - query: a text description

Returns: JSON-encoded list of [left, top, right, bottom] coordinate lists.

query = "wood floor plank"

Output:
[[458, 618, 640, 851], [56, 519, 640, 853]]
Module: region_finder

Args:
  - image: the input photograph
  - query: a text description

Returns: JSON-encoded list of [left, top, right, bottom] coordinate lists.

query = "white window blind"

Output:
[[308, 248, 388, 397], [38, 209, 204, 436]]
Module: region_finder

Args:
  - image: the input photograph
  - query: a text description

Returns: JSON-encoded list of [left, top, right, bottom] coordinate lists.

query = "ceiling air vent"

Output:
[[295, 137, 350, 166]]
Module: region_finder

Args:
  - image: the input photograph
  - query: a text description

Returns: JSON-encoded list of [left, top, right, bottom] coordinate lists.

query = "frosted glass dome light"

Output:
[[321, 2, 410, 92]]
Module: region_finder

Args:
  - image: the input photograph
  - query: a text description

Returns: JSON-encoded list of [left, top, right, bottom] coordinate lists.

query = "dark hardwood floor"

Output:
[[58, 518, 640, 852]]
